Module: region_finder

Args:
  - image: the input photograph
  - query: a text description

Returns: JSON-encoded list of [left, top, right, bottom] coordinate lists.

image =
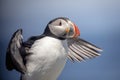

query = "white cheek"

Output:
[[49, 25, 66, 36]]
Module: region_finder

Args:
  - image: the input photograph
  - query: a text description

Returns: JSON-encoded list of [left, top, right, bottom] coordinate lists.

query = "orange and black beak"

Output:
[[73, 23, 80, 38], [65, 22, 80, 38]]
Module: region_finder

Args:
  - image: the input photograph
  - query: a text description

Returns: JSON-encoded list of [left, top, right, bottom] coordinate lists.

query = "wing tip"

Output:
[[6, 28, 26, 73], [67, 38, 103, 62]]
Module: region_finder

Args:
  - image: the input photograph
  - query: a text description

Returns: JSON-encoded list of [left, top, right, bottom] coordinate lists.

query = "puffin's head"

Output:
[[44, 17, 80, 39]]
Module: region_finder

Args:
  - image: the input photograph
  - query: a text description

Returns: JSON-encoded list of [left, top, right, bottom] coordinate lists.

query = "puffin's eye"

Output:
[[59, 21, 62, 26]]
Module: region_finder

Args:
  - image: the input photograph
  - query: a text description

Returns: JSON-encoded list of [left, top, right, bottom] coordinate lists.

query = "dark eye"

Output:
[[59, 21, 62, 26]]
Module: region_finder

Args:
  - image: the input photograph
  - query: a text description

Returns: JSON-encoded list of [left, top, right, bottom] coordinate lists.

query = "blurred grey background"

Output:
[[0, 0, 120, 80]]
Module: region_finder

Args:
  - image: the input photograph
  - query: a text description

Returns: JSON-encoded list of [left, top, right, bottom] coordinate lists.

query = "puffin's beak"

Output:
[[73, 23, 80, 38], [65, 22, 80, 38]]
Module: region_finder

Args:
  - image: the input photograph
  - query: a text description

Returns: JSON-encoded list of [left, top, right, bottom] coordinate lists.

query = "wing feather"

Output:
[[67, 38, 102, 62], [6, 29, 26, 73]]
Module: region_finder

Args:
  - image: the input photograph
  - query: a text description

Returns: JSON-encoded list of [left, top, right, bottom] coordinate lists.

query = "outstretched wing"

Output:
[[6, 29, 26, 73], [67, 38, 102, 62]]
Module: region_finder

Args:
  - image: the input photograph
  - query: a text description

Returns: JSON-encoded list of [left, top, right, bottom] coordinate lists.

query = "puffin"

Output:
[[6, 17, 102, 80]]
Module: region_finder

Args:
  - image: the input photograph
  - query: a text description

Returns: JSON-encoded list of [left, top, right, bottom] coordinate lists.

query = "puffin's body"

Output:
[[6, 17, 102, 80], [22, 37, 67, 80]]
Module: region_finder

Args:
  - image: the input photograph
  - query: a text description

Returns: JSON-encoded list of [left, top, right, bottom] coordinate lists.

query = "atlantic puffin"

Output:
[[6, 17, 102, 80]]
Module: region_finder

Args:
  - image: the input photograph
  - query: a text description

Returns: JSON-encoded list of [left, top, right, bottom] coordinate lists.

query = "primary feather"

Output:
[[67, 38, 102, 62]]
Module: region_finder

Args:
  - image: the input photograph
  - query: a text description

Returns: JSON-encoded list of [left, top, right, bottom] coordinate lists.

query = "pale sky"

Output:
[[1, 0, 120, 80]]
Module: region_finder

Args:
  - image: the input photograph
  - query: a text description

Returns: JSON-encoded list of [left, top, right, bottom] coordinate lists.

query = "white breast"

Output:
[[23, 36, 68, 80]]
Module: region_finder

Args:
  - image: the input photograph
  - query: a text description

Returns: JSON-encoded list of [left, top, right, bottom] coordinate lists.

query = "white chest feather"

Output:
[[23, 37, 68, 80]]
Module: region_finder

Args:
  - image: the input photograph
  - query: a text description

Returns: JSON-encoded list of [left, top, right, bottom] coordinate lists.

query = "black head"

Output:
[[44, 17, 80, 40]]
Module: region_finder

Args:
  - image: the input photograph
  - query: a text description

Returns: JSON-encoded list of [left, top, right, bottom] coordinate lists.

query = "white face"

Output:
[[48, 19, 75, 38]]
